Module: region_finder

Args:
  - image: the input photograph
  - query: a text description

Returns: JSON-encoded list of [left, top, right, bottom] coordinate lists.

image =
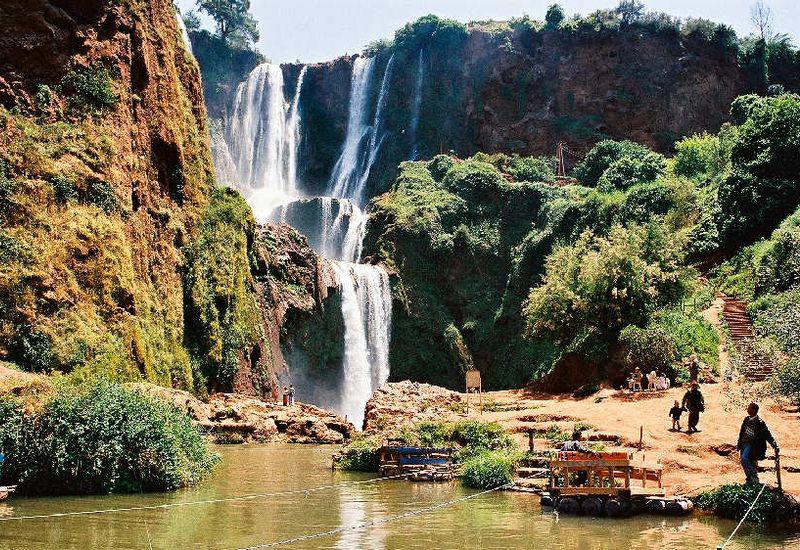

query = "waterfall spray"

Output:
[[409, 50, 424, 160]]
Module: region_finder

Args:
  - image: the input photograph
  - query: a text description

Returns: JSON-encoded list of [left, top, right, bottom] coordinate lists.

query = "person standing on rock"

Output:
[[288, 384, 295, 405], [738, 403, 779, 484], [282, 386, 289, 406], [681, 382, 705, 433]]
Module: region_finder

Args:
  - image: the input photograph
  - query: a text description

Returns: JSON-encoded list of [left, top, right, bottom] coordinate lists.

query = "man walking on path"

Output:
[[738, 403, 779, 484], [688, 354, 700, 383], [682, 382, 705, 433]]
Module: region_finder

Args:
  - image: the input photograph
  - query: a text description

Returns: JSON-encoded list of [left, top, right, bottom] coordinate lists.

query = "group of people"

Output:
[[280, 384, 295, 406], [626, 367, 671, 392], [668, 381, 705, 433]]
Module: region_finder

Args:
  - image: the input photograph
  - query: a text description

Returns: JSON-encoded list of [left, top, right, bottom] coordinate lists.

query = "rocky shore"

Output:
[[131, 384, 354, 444]]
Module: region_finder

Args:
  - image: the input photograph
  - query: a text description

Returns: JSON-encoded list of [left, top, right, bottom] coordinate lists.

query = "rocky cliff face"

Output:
[[0, 0, 341, 400], [229, 24, 749, 198]]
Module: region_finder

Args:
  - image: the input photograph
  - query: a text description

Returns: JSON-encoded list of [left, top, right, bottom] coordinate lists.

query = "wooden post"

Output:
[[639, 426, 643, 450], [776, 453, 783, 490], [528, 430, 535, 452]]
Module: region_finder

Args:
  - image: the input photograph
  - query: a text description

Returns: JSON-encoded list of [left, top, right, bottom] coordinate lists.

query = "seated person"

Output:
[[560, 429, 598, 486]]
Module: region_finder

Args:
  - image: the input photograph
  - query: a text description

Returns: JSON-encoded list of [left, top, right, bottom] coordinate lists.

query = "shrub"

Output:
[[618, 180, 676, 222], [673, 132, 724, 182], [461, 450, 517, 489], [0, 160, 16, 214], [775, 359, 800, 405], [11, 327, 54, 372], [441, 159, 507, 204], [394, 14, 468, 52], [697, 484, 800, 525], [524, 222, 688, 344], [61, 66, 119, 113], [428, 154, 456, 182], [87, 178, 119, 213], [334, 437, 380, 472], [572, 139, 658, 187], [507, 155, 556, 183], [597, 152, 667, 191], [50, 173, 79, 204], [0, 380, 218, 495]]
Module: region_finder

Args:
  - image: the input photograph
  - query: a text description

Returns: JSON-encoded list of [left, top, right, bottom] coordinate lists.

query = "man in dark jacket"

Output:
[[738, 403, 779, 484], [682, 382, 705, 433]]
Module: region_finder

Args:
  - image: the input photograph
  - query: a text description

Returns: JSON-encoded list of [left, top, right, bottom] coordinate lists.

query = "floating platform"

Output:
[[541, 451, 693, 517], [378, 445, 456, 481]]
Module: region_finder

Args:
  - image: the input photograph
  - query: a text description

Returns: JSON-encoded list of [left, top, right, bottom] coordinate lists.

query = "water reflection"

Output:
[[0, 445, 795, 550]]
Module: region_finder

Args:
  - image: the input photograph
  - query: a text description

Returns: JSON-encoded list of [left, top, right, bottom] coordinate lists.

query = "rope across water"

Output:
[[233, 483, 513, 549], [0, 473, 411, 522]]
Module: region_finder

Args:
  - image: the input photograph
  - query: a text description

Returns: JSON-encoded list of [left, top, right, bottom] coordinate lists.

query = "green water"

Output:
[[0, 445, 796, 549]]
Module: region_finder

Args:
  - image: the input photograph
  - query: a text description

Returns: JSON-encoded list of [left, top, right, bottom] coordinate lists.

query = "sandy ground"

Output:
[[469, 297, 799, 497]]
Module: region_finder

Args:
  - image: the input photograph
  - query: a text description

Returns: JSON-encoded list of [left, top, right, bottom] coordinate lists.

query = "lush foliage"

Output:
[[333, 436, 380, 472], [697, 483, 800, 524], [572, 139, 665, 189], [717, 94, 800, 245], [524, 223, 688, 344], [184, 187, 263, 391], [461, 450, 517, 489], [0, 379, 218, 495], [60, 66, 119, 114], [195, 0, 259, 47]]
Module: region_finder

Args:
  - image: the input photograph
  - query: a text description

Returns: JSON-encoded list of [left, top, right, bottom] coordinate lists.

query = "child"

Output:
[[669, 400, 684, 431]]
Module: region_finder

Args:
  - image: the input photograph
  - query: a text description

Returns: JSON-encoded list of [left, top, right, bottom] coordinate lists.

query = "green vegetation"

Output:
[[184, 187, 263, 391], [334, 420, 518, 474], [697, 484, 800, 525], [60, 66, 119, 114], [461, 451, 517, 489], [0, 379, 218, 495]]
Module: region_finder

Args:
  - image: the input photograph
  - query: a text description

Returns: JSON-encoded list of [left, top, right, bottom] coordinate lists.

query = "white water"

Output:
[[331, 261, 392, 428], [409, 50, 424, 160], [328, 57, 376, 202], [226, 63, 306, 217], [175, 7, 193, 56], [218, 57, 393, 426]]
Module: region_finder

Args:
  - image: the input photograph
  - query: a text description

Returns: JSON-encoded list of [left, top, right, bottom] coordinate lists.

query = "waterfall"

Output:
[[331, 261, 392, 428], [217, 56, 394, 427], [409, 50, 424, 160], [328, 57, 376, 202], [226, 63, 306, 218], [174, 7, 193, 56], [352, 54, 395, 206]]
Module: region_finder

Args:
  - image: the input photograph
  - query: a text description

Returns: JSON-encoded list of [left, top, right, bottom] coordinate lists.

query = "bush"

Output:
[[441, 159, 507, 204], [87, 178, 119, 213], [428, 154, 456, 182], [597, 152, 667, 191], [697, 484, 800, 524], [507, 155, 556, 183], [50, 173, 79, 204], [572, 139, 659, 187], [461, 450, 517, 489], [524, 222, 688, 344], [775, 359, 800, 405], [618, 180, 676, 222], [0, 379, 218, 495], [334, 437, 380, 472], [673, 132, 725, 182], [394, 14, 468, 52], [61, 66, 119, 113]]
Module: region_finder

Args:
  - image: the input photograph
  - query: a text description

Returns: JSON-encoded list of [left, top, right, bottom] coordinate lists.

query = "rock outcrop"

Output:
[[131, 383, 354, 444], [363, 381, 464, 434]]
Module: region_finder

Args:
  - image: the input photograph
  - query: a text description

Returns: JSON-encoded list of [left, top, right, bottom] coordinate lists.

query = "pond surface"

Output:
[[0, 445, 796, 549]]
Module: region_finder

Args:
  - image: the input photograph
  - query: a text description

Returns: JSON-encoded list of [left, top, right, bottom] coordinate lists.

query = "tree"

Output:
[[614, 0, 645, 25], [183, 10, 201, 33], [545, 4, 565, 29], [751, 0, 773, 41], [197, 0, 259, 46]]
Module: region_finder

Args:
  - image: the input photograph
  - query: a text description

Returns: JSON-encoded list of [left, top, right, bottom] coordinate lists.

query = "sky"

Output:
[[176, 0, 800, 64]]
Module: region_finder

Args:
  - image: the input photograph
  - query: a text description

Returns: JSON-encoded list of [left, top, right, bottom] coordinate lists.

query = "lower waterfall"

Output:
[[330, 261, 392, 428]]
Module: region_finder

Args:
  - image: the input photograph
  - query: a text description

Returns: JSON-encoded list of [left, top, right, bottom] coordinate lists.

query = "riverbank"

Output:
[[363, 380, 800, 498]]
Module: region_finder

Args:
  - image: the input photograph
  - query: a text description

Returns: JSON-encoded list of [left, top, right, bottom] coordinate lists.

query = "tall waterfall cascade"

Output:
[[220, 58, 394, 427]]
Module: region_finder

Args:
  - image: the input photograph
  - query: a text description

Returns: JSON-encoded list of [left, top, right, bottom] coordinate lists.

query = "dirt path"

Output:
[[469, 296, 799, 496]]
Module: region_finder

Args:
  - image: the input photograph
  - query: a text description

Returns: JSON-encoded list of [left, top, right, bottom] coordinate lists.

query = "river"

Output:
[[0, 445, 796, 549]]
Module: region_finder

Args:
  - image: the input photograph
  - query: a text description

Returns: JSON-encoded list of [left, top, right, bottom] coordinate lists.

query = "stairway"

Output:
[[719, 293, 774, 382]]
